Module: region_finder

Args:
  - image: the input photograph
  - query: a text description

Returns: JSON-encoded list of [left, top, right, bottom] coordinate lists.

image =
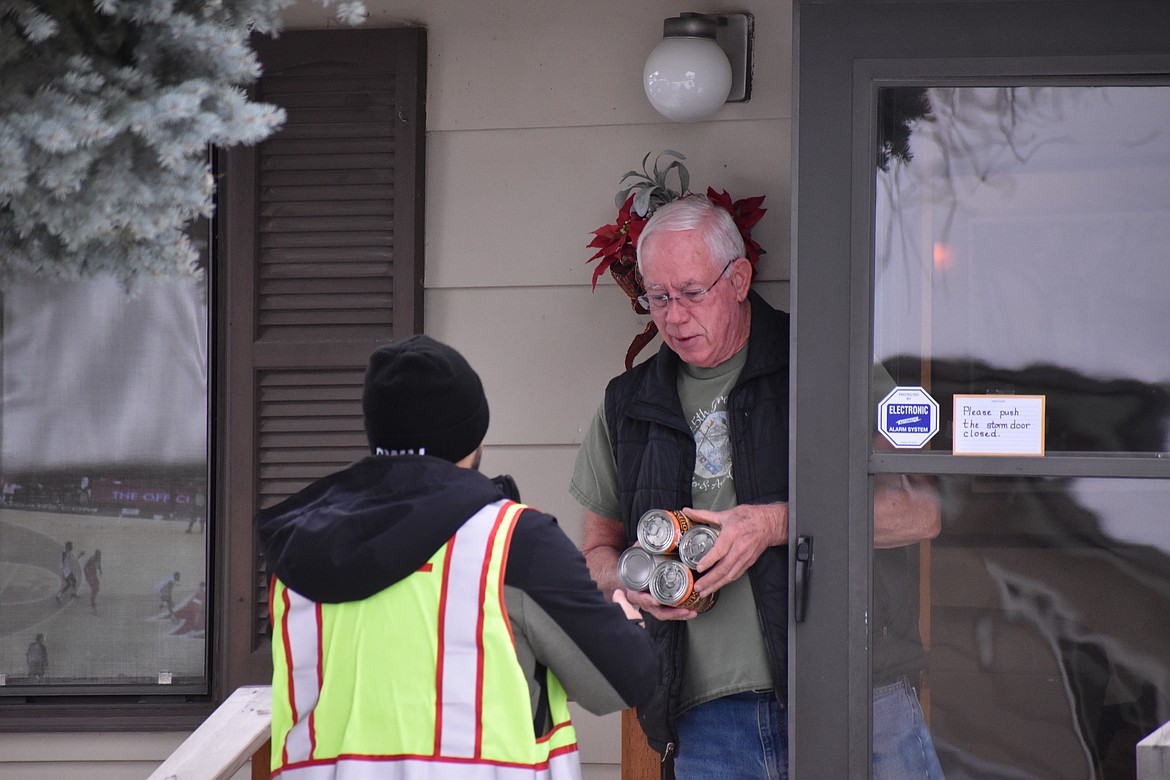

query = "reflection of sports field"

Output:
[[0, 508, 207, 687]]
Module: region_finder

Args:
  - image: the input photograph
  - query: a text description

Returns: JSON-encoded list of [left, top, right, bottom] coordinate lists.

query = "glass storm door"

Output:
[[792, 3, 1170, 778]]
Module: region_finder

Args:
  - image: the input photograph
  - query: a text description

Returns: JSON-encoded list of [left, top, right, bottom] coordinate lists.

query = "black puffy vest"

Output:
[[604, 291, 791, 755]]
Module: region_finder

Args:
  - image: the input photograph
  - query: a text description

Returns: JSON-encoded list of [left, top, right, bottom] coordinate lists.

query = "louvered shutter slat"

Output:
[[221, 27, 426, 659]]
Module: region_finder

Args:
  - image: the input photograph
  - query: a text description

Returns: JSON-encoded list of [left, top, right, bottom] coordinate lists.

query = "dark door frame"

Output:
[[791, 2, 1170, 776]]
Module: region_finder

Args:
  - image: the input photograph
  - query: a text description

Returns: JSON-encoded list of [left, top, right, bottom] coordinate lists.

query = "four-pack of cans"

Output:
[[618, 508, 720, 613]]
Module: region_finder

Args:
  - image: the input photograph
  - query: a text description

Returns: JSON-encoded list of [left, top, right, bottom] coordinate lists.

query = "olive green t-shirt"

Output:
[[570, 346, 773, 713]]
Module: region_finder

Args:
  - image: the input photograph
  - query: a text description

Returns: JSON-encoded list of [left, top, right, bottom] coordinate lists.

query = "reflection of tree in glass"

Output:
[[926, 87, 1086, 180], [881, 86, 1090, 176], [877, 87, 932, 171], [874, 86, 1106, 274]]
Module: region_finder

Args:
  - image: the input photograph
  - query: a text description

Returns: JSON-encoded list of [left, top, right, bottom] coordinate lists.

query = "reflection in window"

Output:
[[924, 475, 1170, 779], [873, 85, 1170, 779], [874, 86, 1170, 455], [0, 276, 208, 692]]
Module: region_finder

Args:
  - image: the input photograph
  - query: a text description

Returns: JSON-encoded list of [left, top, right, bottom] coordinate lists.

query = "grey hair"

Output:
[[636, 195, 745, 274]]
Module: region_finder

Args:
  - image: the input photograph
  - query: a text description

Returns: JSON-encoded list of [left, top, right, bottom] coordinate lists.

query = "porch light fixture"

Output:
[[643, 12, 754, 123]]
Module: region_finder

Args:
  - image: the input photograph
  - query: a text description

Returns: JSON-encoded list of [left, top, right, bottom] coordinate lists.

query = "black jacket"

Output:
[[604, 290, 791, 754], [256, 455, 658, 722]]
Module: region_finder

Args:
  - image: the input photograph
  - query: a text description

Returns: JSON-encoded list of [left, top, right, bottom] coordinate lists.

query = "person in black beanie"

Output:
[[256, 334, 657, 780], [362, 335, 490, 465]]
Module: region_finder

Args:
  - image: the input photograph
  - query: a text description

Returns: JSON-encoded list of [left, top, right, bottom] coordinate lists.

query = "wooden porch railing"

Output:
[[146, 685, 272, 780], [148, 686, 659, 780]]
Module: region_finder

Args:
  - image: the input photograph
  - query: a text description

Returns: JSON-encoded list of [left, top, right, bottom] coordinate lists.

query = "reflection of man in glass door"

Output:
[[872, 364, 945, 780]]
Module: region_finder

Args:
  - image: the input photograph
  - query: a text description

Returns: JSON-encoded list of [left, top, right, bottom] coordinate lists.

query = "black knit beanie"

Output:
[[362, 335, 489, 463]]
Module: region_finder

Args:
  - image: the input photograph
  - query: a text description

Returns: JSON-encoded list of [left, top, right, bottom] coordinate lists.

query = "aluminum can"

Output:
[[648, 559, 717, 613], [636, 508, 692, 555], [617, 546, 666, 592], [678, 524, 719, 569]]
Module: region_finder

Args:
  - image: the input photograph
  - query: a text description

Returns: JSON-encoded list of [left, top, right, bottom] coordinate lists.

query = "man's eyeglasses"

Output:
[[637, 258, 736, 311]]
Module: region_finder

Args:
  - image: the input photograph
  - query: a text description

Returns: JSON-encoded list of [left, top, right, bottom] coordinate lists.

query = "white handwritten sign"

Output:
[[953, 395, 1045, 456]]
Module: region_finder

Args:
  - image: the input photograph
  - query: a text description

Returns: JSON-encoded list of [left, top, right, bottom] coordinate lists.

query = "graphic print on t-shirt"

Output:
[[691, 395, 732, 493]]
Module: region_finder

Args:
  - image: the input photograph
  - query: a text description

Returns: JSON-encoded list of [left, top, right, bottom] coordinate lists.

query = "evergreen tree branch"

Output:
[[0, 0, 366, 290]]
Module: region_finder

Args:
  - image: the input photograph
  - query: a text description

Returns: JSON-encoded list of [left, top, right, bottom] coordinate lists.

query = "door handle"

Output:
[[794, 535, 814, 623]]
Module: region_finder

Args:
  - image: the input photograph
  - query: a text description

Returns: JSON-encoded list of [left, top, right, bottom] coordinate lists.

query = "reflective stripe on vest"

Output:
[[270, 499, 579, 779], [267, 751, 580, 780]]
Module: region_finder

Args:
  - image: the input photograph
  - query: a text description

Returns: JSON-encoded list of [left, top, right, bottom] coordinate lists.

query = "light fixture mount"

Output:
[[711, 12, 753, 103]]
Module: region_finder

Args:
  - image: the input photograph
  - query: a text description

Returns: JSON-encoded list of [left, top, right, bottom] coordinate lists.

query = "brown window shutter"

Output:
[[217, 27, 426, 695]]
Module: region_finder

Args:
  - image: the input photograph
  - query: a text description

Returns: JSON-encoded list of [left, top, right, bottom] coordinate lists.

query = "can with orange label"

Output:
[[678, 524, 719, 569], [648, 559, 717, 613], [636, 508, 692, 555]]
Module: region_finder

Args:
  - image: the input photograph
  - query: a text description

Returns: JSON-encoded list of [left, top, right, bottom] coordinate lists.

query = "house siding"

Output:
[[0, 0, 792, 774]]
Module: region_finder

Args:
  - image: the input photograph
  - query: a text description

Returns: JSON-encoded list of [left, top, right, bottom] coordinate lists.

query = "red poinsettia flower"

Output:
[[586, 195, 641, 289], [705, 187, 767, 272]]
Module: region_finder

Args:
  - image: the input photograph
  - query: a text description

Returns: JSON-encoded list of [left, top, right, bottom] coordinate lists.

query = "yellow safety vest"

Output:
[[270, 499, 579, 779]]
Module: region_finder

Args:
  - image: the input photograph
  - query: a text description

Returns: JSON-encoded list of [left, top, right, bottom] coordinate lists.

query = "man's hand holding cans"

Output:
[[685, 503, 789, 598]]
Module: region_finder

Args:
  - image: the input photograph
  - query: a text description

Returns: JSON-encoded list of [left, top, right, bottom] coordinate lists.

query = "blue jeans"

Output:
[[674, 690, 788, 780], [872, 676, 946, 780], [672, 680, 943, 779]]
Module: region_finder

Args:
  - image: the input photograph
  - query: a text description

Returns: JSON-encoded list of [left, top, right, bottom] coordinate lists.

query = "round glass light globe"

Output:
[[643, 36, 733, 122]]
